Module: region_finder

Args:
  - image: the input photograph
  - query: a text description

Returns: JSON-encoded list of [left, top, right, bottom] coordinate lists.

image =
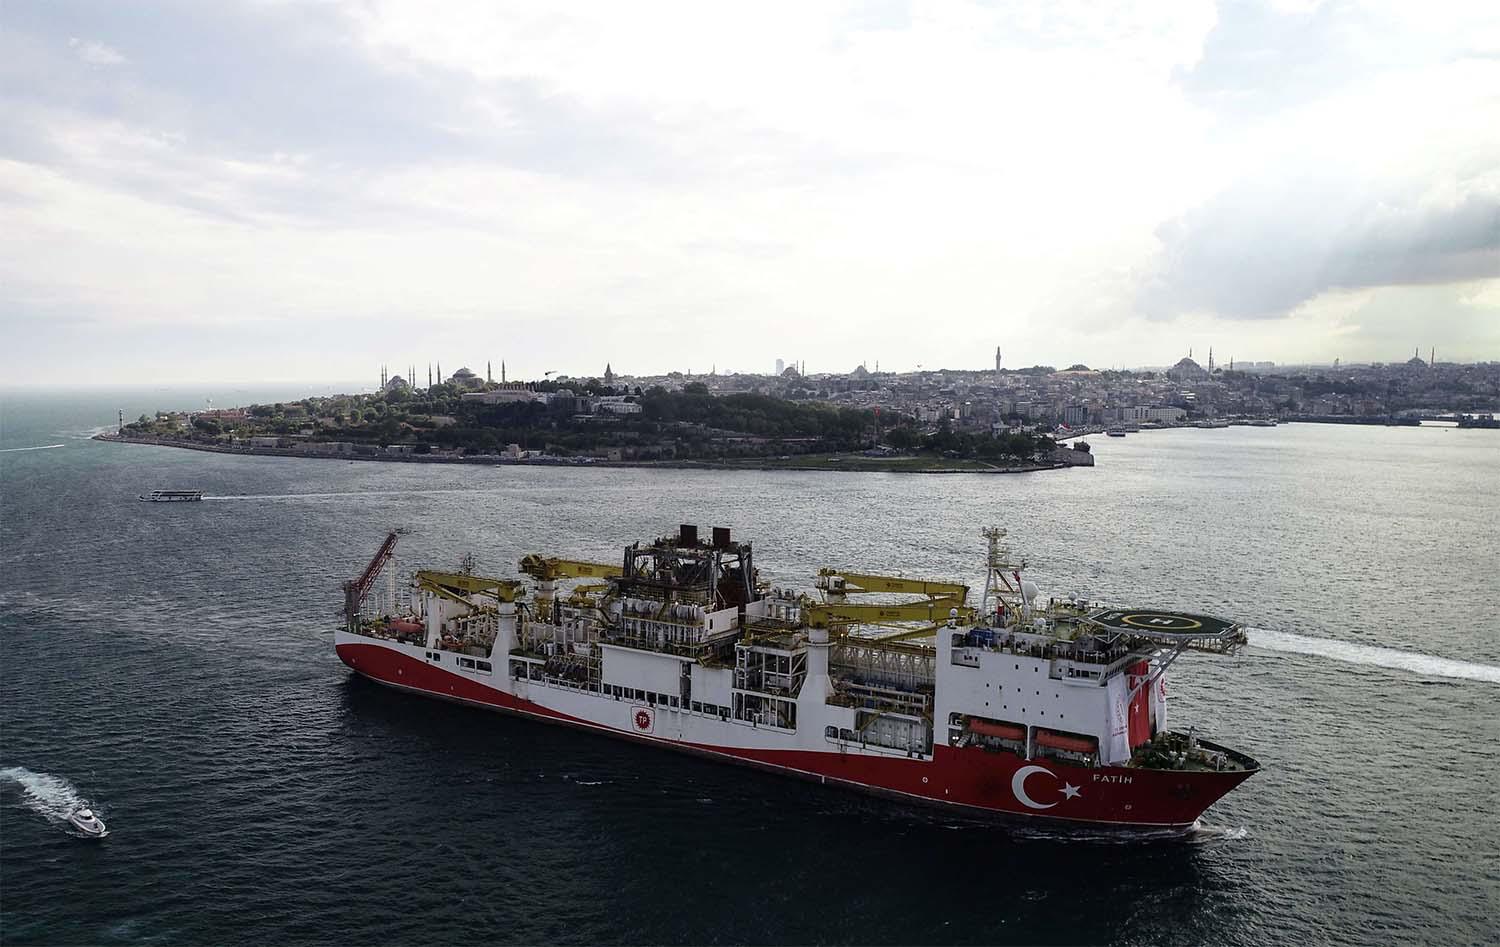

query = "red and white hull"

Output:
[[336, 634, 1254, 831]]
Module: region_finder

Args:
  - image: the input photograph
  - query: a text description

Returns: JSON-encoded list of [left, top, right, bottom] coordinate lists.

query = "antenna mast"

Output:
[[981, 527, 1028, 621]]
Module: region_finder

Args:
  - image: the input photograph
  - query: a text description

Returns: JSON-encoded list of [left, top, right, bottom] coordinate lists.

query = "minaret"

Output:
[[501, 360, 506, 383], [995, 346, 1002, 372], [1208, 347, 1215, 372], [437, 361, 442, 384], [487, 361, 492, 383], [381, 364, 386, 388], [428, 364, 432, 388], [1430, 347, 1435, 368]]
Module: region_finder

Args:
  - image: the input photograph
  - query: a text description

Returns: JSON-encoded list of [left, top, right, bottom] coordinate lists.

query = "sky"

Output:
[[2, 0, 1498, 386]]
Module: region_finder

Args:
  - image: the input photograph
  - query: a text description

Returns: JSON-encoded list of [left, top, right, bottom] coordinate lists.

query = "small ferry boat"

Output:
[[67, 807, 106, 837], [1106, 427, 1127, 437], [139, 490, 203, 502]]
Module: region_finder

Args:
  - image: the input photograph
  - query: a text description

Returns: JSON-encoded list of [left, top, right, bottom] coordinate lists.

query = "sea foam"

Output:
[[1250, 628, 1500, 684], [1, 766, 84, 822]]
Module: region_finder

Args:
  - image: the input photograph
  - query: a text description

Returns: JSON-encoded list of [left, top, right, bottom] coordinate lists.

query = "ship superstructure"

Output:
[[336, 525, 1259, 831]]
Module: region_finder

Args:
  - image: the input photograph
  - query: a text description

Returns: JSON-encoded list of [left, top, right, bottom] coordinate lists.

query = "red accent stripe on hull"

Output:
[[336, 641, 1251, 829]]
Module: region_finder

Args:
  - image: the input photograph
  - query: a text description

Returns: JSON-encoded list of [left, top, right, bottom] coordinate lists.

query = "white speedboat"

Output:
[[67, 806, 106, 837]]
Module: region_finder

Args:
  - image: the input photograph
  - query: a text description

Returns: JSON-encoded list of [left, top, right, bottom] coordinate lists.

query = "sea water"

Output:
[[2, 390, 1497, 945]]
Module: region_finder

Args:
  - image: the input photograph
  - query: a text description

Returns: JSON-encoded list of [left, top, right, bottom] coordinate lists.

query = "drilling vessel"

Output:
[[336, 525, 1258, 831]]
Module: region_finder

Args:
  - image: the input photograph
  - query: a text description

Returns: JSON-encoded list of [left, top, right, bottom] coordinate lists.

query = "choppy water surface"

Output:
[[2, 391, 1498, 945]]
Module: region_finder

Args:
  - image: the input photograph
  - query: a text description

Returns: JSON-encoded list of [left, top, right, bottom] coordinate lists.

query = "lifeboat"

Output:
[[1035, 729, 1097, 754], [387, 619, 424, 635], [967, 719, 1026, 741]]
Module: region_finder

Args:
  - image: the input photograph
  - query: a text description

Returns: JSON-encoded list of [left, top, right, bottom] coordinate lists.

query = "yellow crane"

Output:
[[810, 567, 973, 643], [816, 569, 968, 599], [804, 598, 973, 629], [414, 570, 524, 606], [518, 555, 624, 582]]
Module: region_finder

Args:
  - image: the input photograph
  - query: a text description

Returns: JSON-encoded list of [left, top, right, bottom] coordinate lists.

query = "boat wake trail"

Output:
[[0, 443, 64, 453], [205, 488, 481, 502], [1250, 628, 1500, 684], [1, 766, 87, 825]]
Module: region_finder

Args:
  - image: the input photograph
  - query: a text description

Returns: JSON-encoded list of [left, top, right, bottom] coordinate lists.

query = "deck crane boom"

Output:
[[518, 555, 624, 582], [804, 597, 974, 629], [414, 570, 524, 606], [816, 569, 968, 599], [811, 567, 973, 642], [344, 530, 400, 631], [518, 554, 626, 619]]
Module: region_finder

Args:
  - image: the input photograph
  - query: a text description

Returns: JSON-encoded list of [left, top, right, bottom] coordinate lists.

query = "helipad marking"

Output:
[[1119, 613, 1203, 631]]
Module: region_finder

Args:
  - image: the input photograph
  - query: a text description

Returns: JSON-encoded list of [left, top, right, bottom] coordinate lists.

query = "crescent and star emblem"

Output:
[[1011, 764, 1083, 809]]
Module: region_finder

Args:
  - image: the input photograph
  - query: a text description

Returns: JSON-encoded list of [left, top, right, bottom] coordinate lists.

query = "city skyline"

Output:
[[3, 2, 1498, 385]]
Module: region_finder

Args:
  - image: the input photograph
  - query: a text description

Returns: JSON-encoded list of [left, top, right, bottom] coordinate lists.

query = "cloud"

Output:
[[1138, 2, 1500, 322], [1, 0, 1498, 385], [1140, 171, 1500, 319], [68, 37, 126, 66]]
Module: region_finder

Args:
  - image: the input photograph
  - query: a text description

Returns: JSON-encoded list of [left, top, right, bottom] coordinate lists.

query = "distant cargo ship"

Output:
[[337, 526, 1259, 832], [138, 489, 203, 502]]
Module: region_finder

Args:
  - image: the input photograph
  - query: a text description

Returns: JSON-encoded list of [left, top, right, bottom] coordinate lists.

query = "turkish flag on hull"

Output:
[[1127, 661, 1153, 748]]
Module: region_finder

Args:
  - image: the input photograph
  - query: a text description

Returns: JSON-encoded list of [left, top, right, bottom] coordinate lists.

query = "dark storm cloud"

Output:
[[1140, 174, 1500, 319]]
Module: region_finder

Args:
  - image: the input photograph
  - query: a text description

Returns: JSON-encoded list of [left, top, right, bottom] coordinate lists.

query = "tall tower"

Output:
[[1430, 347, 1435, 368], [428, 364, 432, 388], [488, 361, 492, 383], [501, 360, 506, 383], [604, 363, 614, 386], [995, 347, 1002, 373], [437, 361, 442, 385], [775, 358, 784, 375], [381, 364, 386, 388], [1208, 347, 1215, 372]]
